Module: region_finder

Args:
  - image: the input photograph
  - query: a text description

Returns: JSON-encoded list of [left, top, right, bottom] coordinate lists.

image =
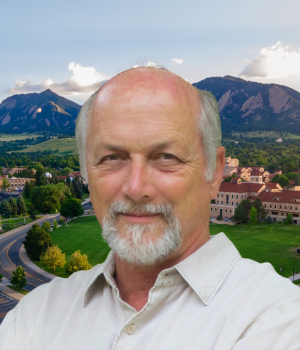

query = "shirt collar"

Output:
[[83, 232, 241, 307], [175, 232, 241, 305], [83, 251, 114, 307]]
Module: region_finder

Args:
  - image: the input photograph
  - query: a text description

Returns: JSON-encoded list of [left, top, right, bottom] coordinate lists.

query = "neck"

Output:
[[114, 229, 210, 311]]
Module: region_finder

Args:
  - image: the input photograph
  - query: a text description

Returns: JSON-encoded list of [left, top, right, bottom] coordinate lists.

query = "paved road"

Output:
[[0, 292, 18, 324], [0, 192, 20, 203], [0, 199, 92, 323]]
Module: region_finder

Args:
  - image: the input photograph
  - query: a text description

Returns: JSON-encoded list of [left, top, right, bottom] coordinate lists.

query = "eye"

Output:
[[159, 153, 177, 160], [160, 153, 176, 160], [100, 154, 122, 163]]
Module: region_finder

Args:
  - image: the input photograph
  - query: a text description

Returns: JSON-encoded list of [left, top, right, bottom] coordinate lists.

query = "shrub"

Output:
[[65, 250, 92, 275], [10, 266, 26, 290]]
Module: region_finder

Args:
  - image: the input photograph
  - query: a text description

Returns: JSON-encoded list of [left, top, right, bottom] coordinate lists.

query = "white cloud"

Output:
[[5, 63, 108, 98], [240, 41, 300, 79], [132, 60, 160, 68], [171, 58, 184, 66], [5, 79, 54, 94]]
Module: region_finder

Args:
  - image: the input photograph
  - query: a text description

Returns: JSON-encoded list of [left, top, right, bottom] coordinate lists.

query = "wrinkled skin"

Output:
[[86, 67, 225, 310]]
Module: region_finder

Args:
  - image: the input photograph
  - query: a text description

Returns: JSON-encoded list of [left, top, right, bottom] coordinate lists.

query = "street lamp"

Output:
[[16, 258, 19, 267], [293, 266, 298, 283]]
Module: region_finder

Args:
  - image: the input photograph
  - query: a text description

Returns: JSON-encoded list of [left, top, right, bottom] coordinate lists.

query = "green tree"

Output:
[[52, 218, 57, 231], [0, 200, 12, 217], [66, 175, 71, 186], [252, 198, 267, 220], [60, 198, 84, 224], [31, 183, 71, 213], [232, 199, 252, 223], [0, 273, 3, 283], [35, 165, 46, 186], [40, 245, 66, 272], [73, 180, 82, 200], [295, 174, 300, 186], [42, 221, 51, 233], [284, 213, 293, 225], [266, 215, 273, 224], [23, 224, 53, 260], [249, 206, 258, 224], [17, 195, 27, 216], [271, 174, 290, 188], [23, 180, 35, 198], [10, 266, 26, 290], [1, 177, 10, 191], [65, 250, 92, 275], [69, 182, 76, 197], [8, 196, 17, 216]]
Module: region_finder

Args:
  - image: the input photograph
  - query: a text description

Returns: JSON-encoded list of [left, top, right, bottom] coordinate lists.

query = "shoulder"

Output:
[[17, 263, 105, 318], [227, 257, 300, 319]]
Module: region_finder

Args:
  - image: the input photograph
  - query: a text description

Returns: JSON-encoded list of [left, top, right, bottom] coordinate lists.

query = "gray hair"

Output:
[[75, 74, 222, 183]]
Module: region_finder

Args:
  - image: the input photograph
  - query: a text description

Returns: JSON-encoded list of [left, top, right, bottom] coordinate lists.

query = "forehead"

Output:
[[92, 68, 200, 120], [88, 69, 201, 148]]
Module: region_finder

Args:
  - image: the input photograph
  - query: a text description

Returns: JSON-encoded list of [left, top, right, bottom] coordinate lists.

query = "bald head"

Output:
[[76, 67, 222, 183], [93, 67, 201, 121]]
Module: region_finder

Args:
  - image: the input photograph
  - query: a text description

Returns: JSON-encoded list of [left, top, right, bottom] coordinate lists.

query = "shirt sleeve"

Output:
[[233, 305, 300, 350], [0, 307, 17, 350]]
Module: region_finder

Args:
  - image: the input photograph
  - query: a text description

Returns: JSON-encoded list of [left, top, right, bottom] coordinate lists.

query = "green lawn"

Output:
[[0, 133, 40, 142], [231, 131, 300, 139], [0, 217, 41, 234], [16, 138, 78, 155], [210, 223, 300, 278], [36, 216, 110, 277], [7, 285, 29, 295], [33, 216, 300, 280]]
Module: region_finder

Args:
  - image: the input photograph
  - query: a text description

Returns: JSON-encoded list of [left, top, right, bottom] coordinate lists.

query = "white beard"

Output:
[[101, 201, 182, 266]]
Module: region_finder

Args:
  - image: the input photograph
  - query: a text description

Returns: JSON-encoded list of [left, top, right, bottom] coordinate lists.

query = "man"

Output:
[[1, 67, 300, 349]]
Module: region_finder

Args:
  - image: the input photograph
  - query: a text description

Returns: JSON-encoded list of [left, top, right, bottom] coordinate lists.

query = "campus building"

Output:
[[257, 191, 300, 225], [0, 175, 32, 191], [211, 178, 283, 221]]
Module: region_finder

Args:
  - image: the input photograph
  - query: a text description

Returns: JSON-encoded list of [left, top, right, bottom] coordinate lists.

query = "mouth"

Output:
[[118, 213, 161, 223]]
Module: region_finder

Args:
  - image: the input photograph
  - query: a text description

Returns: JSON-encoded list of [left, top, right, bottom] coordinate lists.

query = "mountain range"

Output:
[[0, 89, 80, 133], [193, 76, 300, 135], [1, 76, 300, 135]]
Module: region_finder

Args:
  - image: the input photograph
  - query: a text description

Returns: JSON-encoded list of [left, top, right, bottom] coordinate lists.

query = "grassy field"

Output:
[[231, 131, 300, 139], [36, 216, 110, 277], [0, 133, 40, 141], [16, 138, 78, 155], [36, 216, 300, 280], [7, 285, 29, 295], [210, 223, 300, 278]]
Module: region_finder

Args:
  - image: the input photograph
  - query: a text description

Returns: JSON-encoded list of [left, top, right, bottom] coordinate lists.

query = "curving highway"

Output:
[[0, 199, 92, 323]]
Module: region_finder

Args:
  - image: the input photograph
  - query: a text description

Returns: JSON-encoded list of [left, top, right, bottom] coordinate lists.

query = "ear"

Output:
[[210, 146, 225, 200]]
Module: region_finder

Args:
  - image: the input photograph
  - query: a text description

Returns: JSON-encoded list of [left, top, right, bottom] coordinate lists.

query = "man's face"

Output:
[[86, 68, 223, 265]]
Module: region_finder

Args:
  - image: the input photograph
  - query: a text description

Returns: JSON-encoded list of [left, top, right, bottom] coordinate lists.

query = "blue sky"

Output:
[[1, 0, 300, 104]]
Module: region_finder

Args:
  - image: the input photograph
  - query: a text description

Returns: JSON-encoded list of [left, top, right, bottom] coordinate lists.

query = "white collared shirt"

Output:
[[1, 232, 300, 350]]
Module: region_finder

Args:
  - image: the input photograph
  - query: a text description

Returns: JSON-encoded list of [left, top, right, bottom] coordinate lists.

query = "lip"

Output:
[[119, 213, 160, 223]]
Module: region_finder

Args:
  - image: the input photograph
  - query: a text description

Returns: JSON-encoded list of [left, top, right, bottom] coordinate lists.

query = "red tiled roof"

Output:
[[219, 182, 265, 193], [258, 190, 300, 204], [268, 174, 276, 179], [69, 172, 81, 177], [251, 169, 261, 176], [265, 183, 282, 190]]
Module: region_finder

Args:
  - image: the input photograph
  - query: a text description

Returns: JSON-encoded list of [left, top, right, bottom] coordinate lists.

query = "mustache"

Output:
[[108, 200, 174, 220]]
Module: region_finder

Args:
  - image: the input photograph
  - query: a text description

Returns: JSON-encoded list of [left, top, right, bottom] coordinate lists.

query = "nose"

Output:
[[122, 157, 155, 202]]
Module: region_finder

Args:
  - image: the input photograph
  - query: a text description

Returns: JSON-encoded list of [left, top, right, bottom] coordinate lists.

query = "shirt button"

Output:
[[127, 324, 136, 335]]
